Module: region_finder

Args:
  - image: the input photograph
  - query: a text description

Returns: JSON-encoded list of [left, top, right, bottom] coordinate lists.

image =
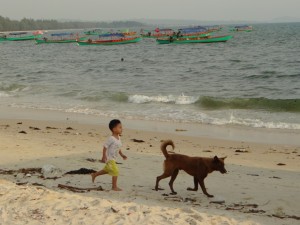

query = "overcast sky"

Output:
[[1, 0, 299, 21]]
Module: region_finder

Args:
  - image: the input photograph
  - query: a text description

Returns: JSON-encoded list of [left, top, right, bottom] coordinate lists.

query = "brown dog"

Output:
[[155, 140, 227, 197]]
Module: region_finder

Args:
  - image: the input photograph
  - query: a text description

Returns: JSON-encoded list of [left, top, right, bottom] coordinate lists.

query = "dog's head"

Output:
[[213, 156, 227, 174]]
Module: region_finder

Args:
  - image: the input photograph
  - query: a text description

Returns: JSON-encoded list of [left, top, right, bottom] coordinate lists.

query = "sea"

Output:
[[0, 23, 300, 130]]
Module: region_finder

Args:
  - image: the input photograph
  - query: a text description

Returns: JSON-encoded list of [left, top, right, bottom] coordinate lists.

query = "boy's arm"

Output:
[[119, 150, 127, 160], [101, 147, 107, 162]]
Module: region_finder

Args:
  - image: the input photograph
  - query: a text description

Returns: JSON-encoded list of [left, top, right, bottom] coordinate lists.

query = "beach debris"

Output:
[[0, 124, 10, 128], [164, 196, 184, 202], [235, 150, 249, 153], [111, 207, 119, 213], [277, 163, 286, 166], [269, 176, 281, 179], [247, 174, 259, 176], [131, 139, 145, 143], [210, 200, 225, 204], [271, 214, 300, 220], [175, 129, 187, 132], [29, 126, 41, 130], [18, 131, 27, 134], [16, 182, 45, 187], [86, 158, 99, 162], [0, 168, 42, 175], [42, 165, 62, 178], [25, 173, 32, 177], [184, 198, 197, 203], [17, 122, 22, 125], [66, 127, 74, 130], [203, 150, 212, 152], [46, 126, 58, 129], [58, 184, 103, 193], [64, 168, 96, 175]]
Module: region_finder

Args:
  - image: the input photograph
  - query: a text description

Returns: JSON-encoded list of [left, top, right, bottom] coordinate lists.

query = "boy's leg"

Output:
[[112, 176, 122, 191], [91, 170, 108, 183]]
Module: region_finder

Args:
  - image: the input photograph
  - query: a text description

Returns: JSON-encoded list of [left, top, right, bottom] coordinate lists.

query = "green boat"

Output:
[[78, 33, 142, 46], [230, 25, 253, 32], [156, 35, 233, 44], [36, 32, 87, 44], [3, 32, 42, 41], [84, 29, 107, 36]]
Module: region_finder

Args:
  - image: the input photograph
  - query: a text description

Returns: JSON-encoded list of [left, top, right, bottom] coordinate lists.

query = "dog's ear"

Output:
[[220, 156, 227, 161], [213, 156, 219, 162]]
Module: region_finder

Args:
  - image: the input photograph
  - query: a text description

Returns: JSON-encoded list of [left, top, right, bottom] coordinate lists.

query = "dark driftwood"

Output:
[[131, 139, 145, 143], [58, 184, 103, 193], [0, 168, 42, 175], [64, 168, 96, 175]]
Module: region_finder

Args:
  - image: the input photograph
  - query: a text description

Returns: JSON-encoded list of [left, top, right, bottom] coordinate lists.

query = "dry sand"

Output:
[[0, 115, 299, 225]]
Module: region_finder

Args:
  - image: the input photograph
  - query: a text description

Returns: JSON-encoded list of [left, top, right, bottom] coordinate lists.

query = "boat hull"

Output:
[[35, 37, 86, 44], [78, 37, 142, 46], [5, 35, 42, 41], [156, 35, 233, 44]]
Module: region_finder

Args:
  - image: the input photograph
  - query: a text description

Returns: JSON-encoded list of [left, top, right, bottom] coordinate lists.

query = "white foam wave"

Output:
[[128, 94, 198, 105], [0, 92, 10, 97]]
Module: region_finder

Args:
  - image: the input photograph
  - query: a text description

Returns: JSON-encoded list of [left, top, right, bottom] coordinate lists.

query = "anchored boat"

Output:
[[141, 28, 174, 38], [230, 25, 253, 32], [156, 35, 233, 44], [78, 33, 142, 46], [2, 31, 42, 41], [36, 32, 86, 44]]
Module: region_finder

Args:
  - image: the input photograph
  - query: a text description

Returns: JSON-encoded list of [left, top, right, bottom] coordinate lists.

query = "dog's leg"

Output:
[[168, 169, 179, 195], [198, 179, 214, 198], [187, 176, 199, 191], [155, 172, 172, 191]]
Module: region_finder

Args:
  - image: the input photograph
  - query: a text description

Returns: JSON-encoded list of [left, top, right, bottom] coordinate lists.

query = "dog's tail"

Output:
[[161, 140, 174, 158]]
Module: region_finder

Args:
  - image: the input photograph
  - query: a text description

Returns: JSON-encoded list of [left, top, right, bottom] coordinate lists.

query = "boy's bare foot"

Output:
[[91, 173, 96, 183], [112, 187, 122, 191]]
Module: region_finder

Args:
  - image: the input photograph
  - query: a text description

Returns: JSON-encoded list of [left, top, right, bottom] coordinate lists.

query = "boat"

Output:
[[156, 35, 233, 44], [0, 33, 7, 41], [35, 32, 87, 44], [230, 25, 253, 32], [84, 29, 106, 35], [4, 31, 42, 41], [141, 28, 174, 38], [177, 26, 209, 37], [78, 33, 142, 46]]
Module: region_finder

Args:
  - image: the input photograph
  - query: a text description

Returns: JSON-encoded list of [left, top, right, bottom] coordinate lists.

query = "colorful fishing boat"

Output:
[[78, 33, 142, 46], [141, 28, 174, 38], [84, 29, 106, 36], [35, 32, 87, 44], [156, 35, 233, 44], [230, 25, 253, 32], [176, 26, 210, 38], [3, 31, 42, 41]]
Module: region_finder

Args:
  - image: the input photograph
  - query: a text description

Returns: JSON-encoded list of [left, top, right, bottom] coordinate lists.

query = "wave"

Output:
[[0, 83, 29, 94], [196, 96, 300, 112], [128, 94, 198, 105], [127, 94, 300, 113]]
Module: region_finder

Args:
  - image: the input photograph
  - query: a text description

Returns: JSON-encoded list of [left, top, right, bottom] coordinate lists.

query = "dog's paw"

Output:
[[170, 192, 177, 195], [207, 194, 214, 198]]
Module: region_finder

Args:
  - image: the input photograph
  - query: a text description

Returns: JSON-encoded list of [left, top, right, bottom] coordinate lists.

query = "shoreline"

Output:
[[1, 108, 299, 224], [1, 105, 299, 146]]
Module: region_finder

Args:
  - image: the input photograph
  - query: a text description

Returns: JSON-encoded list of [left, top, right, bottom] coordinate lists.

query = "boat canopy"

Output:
[[51, 32, 73, 36], [99, 33, 125, 38], [178, 26, 207, 34], [9, 32, 28, 35]]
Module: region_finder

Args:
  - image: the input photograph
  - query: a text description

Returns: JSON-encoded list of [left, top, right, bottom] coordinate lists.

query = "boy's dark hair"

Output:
[[109, 119, 121, 131]]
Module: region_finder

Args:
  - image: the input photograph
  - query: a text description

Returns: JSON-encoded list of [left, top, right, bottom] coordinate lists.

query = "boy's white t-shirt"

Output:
[[104, 136, 122, 161]]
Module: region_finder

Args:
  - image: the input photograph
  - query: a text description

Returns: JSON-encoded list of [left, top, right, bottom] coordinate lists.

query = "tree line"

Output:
[[0, 16, 144, 32]]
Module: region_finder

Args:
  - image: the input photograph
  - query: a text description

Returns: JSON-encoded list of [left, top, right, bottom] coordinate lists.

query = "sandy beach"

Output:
[[0, 108, 299, 225]]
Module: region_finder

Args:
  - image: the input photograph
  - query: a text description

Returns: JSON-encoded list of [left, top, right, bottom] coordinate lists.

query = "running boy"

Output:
[[91, 119, 127, 191]]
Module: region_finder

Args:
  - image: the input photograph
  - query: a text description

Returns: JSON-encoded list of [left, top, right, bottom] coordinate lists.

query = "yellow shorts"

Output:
[[103, 160, 119, 176]]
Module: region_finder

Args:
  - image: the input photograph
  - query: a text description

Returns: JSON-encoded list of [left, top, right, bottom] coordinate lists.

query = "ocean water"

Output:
[[0, 23, 300, 129]]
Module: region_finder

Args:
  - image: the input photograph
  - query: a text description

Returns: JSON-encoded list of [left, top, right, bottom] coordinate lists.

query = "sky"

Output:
[[0, 0, 299, 22]]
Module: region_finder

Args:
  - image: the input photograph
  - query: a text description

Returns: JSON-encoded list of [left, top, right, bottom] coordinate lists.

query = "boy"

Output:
[[91, 119, 127, 191]]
